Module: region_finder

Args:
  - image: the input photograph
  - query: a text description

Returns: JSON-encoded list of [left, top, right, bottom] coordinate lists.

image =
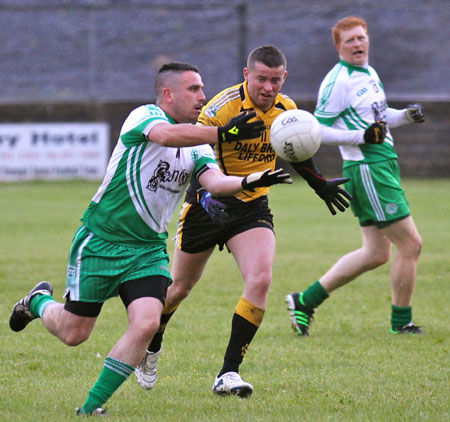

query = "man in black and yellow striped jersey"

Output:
[[136, 45, 352, 397]]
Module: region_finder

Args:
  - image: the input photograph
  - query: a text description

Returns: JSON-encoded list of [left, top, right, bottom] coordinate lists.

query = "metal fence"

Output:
[[1, 0, 449, 104]]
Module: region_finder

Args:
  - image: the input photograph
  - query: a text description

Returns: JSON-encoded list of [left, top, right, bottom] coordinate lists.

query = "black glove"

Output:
[[218, 111, 265, 143], [197, 189, 230, 225], [364, 121, 387, 144], [406, 104, 425, 123], [242, 168, 293, 192], [315, 178, 352, 215]]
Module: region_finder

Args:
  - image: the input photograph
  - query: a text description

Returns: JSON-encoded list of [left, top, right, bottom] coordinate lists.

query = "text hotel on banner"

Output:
[[0, 123, 110, 181]]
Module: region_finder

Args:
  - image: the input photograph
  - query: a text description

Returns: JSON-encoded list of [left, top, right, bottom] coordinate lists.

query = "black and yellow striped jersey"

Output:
[[198, 81, 297, 201]]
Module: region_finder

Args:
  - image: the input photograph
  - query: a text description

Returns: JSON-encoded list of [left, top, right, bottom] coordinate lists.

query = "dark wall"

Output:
[[0, 1, 449, 103], [1, 100, 447, 178]]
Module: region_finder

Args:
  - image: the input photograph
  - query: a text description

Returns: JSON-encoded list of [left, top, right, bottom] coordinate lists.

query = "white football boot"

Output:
[[212, 371, 253, 397], [135, 349, 161, 390]]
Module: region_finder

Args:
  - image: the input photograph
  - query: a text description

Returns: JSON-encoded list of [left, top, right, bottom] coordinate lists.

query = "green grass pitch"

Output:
[[0, 179, 448, 421]]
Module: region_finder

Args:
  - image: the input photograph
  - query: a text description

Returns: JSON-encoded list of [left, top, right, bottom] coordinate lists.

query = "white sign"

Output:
[[0, 123, 110, 181]]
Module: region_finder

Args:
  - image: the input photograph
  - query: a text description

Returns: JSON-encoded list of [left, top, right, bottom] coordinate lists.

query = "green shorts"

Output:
[[343, 159, 410, 228], [64, 225, 171, 303]]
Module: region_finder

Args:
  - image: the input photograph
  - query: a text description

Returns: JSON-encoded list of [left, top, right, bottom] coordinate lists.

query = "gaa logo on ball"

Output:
[[281, 116, 298, 125], [270, 109, 322, 162]]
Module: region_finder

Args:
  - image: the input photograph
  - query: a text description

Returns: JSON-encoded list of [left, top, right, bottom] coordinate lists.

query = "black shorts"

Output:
[[64, 275, 170, 317], [177, 195, 274, 253]]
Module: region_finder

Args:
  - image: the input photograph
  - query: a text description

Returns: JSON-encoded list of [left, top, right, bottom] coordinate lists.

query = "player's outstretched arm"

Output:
[[241, 168, 292, 192], [199, 167, 292, 197], [197, 167, 292, 224], [291, 158, 352, 215], [319, 121, 387, 146], [148, 111, 265, 147], [218, 111, 265, 143]]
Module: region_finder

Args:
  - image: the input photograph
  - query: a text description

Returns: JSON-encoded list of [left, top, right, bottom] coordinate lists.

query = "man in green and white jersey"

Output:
[[9, 62, 292, 416], [286, 16, 426, 337]]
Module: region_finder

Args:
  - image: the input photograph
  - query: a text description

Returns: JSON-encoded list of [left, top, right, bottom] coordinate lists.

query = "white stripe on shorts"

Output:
[[360, 164, 386, 221], [74, 229, 94, 301]]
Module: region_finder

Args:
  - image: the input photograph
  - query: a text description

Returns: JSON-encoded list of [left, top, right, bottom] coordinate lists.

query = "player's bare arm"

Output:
[[148, 111, 265, 147]]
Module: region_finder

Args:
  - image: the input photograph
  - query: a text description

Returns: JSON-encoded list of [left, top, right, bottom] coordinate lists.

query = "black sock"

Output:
[[218, 313, 258, 377], [148, 310, 175, 353]]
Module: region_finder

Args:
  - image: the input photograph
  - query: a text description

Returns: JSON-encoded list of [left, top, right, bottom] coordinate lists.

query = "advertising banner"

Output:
[[0, 123, 110, 181]]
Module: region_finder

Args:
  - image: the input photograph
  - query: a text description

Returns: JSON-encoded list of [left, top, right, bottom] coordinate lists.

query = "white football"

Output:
[[270, 109, 322, 162]]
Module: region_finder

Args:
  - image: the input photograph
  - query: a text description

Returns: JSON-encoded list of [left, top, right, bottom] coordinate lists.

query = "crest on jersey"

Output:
[[204, 104, 219, 117], [146, 160, 189, 193]]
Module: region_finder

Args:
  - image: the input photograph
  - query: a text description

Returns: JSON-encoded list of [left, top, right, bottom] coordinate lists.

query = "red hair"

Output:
[[332, 16, 368, 46]]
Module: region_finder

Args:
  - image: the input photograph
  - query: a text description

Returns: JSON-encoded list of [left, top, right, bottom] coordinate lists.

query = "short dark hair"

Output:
[[155, 62, 200, 98], [157, 61, 200, 75], [247, 45, 287, 70]]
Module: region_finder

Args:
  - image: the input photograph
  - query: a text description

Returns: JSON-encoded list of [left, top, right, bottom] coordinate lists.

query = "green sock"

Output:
[[391, 305, 412, 329], [302, 280, 329, 309], [29, 294, 56, 318], [79, 356, 134, 414]]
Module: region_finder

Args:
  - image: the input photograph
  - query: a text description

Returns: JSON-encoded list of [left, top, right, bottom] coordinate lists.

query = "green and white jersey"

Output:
[[81, 104, 219, 246], [315, 60, 397, 166]]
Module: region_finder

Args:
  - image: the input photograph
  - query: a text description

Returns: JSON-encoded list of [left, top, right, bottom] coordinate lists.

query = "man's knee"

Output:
[[362, 246, 390, 270], [60, 327, 92, 346], [411, 234, 423, 257], [53, 310, 96, 346], [129, 310, 161, 340], [398, 232, 423, 259], [169, 279, 194, 302], [373, 249, 391, 267], [247, 270, 272, 295]]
